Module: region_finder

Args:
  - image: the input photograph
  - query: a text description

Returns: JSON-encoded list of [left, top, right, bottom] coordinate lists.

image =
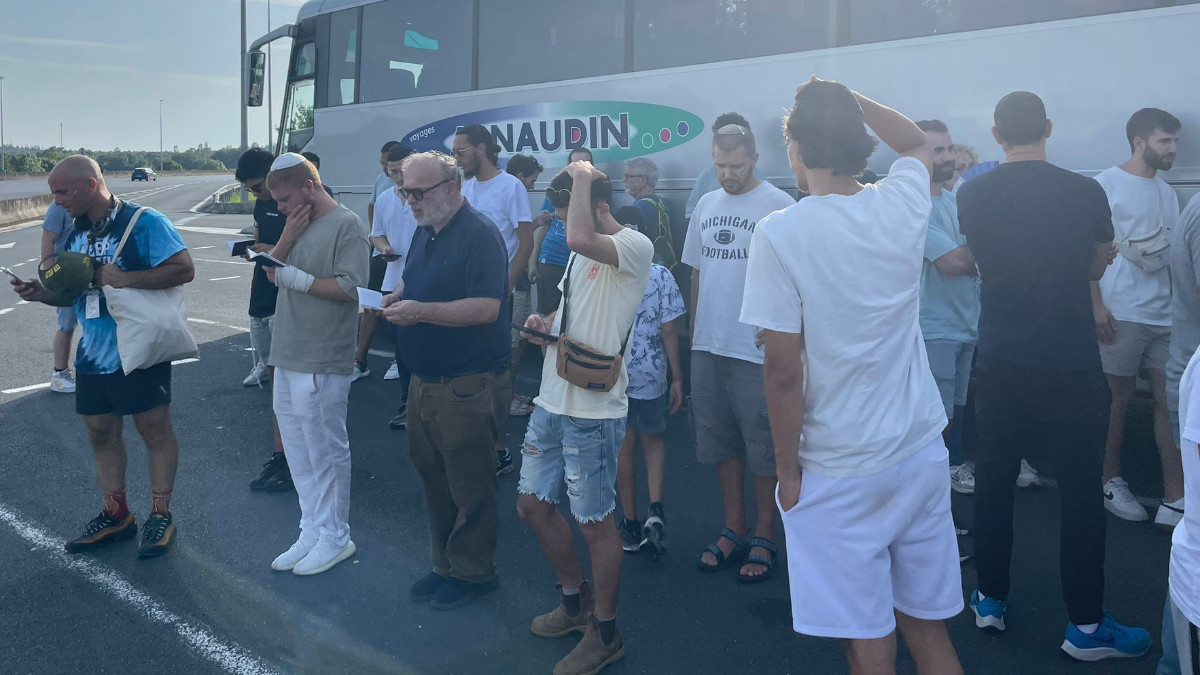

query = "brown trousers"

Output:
[[407, 370, 508, 583]]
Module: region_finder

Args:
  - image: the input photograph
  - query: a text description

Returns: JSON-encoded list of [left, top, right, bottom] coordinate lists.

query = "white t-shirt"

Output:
[[535, 227, 654, 420], [1171, 347, 1200, 626], [1095, 166, 1178, 326], [739, 157, 947, 478], [462, 171, 532, 265], [682, 181, 795, 364], [370, 187, 418, 292]]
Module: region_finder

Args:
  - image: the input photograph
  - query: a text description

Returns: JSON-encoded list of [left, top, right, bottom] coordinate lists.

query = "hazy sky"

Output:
[[0, 0, 303, 151]]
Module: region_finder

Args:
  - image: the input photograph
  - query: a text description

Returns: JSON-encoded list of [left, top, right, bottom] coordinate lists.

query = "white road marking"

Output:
[[0, 308, 13, 316], [178, 226, 250, 236], [11, 262, 26, 268], [16, 300, 29, 305], [1, 382, 49, 394], [187, 317, 248, 332], [172, 357, 201, 365], [192, 246, 216, 250], [209, 276, 240, 282], [0, 504, 277, 675], [0, 242, 13, 249], [26, 257, 38, 262], [175, 215, 205, 227], [194, 258, 252, 266]]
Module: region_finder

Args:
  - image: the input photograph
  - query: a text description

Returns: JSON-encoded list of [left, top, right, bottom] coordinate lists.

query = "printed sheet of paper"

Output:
[[357, 287, 385, 311]]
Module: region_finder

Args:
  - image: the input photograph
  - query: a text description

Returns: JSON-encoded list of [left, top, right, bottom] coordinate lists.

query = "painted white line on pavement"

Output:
[[0, 242, 13, 249], [187, 317, 248, 333], [172, 358, 201, 365], [16, 300, 29, 305], [0, 504, 278, 675], [0, 308, 13, 316], [178, 226, 251, 236], [1, 382, 49, 394], [209, 276, 241, 282], [26, 257, 38, 262], [176, 215, 205, 227], [193, 258, 252, 266], [193, 246, 216, 250]]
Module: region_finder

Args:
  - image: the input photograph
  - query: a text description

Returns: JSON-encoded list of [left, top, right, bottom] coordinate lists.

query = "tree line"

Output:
[[0, 143, 259, 175]]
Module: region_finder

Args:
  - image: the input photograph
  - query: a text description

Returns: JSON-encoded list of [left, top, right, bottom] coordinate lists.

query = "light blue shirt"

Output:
[[42, 203, 74, 253], [919, 191, 979, 343]]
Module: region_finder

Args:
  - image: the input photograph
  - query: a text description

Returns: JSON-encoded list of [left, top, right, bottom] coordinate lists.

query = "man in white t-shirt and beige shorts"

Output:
[[742, 78, 962, 673]]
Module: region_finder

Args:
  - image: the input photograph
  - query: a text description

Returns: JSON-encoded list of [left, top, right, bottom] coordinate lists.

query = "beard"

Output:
[[1144, 146, 1175, 171], [413, 196, 457, 228], [931, 161, 956, 184]]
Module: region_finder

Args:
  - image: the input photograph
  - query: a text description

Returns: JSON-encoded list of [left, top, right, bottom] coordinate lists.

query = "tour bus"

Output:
[[246, 0, 1200, 223]]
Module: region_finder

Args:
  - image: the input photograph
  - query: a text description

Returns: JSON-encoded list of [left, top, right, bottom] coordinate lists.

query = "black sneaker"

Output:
[[262, 464, 295, 493], [641, 503, 666, 559], [496, 449, 513, 477], [389, 408, 407, 430], [430, 576, 499, 610], [137, 512, 176, 558], [410, 571, 447, 603], [619, 518, 642, 553], [64, 512, 137, 553], [250, 452, 287, 491]]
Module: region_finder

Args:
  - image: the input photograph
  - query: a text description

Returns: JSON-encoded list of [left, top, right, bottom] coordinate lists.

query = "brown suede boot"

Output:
[[531, 581, 594, 638], [553, 614, 625, 675]]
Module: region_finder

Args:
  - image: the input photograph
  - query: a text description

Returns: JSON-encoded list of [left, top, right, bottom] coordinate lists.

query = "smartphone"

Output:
[[229, 239, 255, 257], [513, 322, 558, 342], [1, 266, 28, 285]]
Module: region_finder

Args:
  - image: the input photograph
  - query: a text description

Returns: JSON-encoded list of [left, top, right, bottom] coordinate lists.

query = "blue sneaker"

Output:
[[1061, 612, 1151, 661], [969, 589, 1006, 632]]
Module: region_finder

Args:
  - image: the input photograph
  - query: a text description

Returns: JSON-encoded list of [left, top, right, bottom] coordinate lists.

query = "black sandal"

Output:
[[736, 537, 778, 584], [696, 527, 750, 573]]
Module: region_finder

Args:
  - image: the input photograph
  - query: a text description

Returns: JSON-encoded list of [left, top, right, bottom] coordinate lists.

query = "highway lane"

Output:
[[0, 173, 231, 202], [0, 177, 1179, 674]]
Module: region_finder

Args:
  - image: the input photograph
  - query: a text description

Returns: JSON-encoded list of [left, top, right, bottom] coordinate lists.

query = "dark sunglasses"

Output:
[[399, 179, 451, 202]]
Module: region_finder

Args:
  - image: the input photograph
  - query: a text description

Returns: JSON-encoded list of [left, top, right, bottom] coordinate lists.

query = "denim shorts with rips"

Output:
[[519, 406, 624, 523]]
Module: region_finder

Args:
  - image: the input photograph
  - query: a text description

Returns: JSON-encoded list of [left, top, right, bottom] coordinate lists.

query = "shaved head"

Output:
[[48, 154, 110, 220]]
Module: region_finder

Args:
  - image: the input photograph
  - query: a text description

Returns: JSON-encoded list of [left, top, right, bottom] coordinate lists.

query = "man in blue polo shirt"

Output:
[[382, 151, 511, 611], [11, 155, 193, 559]]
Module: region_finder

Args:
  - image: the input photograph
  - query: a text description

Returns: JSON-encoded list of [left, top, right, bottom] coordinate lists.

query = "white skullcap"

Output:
[[270, 152, 306, 171]]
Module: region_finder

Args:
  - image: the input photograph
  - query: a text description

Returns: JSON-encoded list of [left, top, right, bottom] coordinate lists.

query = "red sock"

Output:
[[102, 490, 129, 520], [151, 490, 172, 515]]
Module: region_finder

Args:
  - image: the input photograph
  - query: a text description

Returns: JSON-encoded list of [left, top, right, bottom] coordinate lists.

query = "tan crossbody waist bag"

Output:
[[554, 256, 631, 393]]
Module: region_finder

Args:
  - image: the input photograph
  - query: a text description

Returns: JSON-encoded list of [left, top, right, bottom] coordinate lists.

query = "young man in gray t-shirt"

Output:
[[261, 154, 370, 577]]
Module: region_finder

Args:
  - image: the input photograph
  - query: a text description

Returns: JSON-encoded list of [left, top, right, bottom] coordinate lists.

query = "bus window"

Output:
[[359, 0, 473, 103], [633, 0, 835, 71], [293, 40, 317, 78], [478, 0, 625, 89], [321, 8, 359, 107], [282, 77, 316, 152]]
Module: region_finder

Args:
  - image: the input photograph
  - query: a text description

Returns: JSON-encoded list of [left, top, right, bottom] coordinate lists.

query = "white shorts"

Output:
[[777, 438, 964, 639]]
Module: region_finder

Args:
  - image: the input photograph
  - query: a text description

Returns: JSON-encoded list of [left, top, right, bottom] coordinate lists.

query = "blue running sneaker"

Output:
[[969, 589, 1006, 632], [1061, 612, 1151, 661]]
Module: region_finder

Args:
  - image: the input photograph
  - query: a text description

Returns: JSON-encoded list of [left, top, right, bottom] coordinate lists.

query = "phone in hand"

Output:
[[513, 322, 557, 342], [1, 266, 29, 285]]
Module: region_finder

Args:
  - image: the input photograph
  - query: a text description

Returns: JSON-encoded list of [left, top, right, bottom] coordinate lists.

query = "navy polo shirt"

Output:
[[397, 201, 511, 379]]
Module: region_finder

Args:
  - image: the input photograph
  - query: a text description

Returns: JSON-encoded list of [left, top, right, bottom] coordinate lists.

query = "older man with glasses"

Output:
[[382, 151, 512, 610]]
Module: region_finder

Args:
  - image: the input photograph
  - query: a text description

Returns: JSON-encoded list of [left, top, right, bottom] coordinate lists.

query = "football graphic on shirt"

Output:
[[714, 229, 734, 245]]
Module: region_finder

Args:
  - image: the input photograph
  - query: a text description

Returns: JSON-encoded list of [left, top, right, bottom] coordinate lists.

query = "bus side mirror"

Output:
[[245, 50, 266, 107]]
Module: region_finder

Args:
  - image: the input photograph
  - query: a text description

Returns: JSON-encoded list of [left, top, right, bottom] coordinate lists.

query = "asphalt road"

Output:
[[0, 178, 1179, 674], [0, 173, 224, 201]]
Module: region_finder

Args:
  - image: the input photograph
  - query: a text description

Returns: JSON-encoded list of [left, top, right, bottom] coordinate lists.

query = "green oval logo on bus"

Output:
[[403, 101, 705, 165]]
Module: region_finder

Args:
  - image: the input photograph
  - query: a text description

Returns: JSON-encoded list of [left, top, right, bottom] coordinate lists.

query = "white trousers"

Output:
[[273, 367, 353, 547]]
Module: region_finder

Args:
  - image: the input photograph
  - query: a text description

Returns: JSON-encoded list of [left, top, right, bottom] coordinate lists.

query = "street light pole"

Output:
[[159, 99, 164, 172], [267, 0, 273, 148], [59, 122, 62, 148], [1, 76, 6, 174]]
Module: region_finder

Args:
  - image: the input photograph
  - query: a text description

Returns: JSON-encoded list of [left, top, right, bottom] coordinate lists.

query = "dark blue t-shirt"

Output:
[[958, 160, 1114, 371], [397, 202, 511, 378]]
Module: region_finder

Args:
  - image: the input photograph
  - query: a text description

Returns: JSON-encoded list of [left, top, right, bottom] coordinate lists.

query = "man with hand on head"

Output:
[[263, 153, 370, 576]]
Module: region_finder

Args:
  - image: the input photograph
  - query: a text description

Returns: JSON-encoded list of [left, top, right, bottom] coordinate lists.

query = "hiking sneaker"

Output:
[[64, 511, 137, 553], [641, 503, 666, 559], [389, 408, 407, 430], [1016, 459, 1040, 488], [351, 360, 370, 382], [137, 512, 175, 558], [292, 539, 356, 576], [970, 590, 1006, 632], [950, 463, 975, 495], [262, 463, 294, 493], [618, 518, 642, 553], [532, 582, 594, 638], [430, 576, 500, 610], [1103, 477, 1148, 521], [1060, 612, 1151, 661], [1156, 498, 1184, 530], [553, 614, 625, 675], [249, 452, 288, 491], [497, 449, 514, 477], [271, 536, 318, 571], [384, 361, 400, 380], [242, 362, 269, 387], [50, 369, 76, 393]]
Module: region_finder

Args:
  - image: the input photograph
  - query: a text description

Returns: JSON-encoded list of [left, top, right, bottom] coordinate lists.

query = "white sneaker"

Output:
[[351, 361, 370, 383], [292, 539, 356, 576], [384, 361, 400, 380], [1155, 498, 1184, 530], [1103, 477, 1149, 521], [49, 370, 76, 394], [271, 537, 318, 571], [950, 464, 975, 495], [242, 362, 269, 387], [1016, 459, 1040, 489]]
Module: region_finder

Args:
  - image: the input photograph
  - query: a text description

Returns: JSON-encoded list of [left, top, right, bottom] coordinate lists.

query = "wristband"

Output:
[[274, 265, 315, 293]]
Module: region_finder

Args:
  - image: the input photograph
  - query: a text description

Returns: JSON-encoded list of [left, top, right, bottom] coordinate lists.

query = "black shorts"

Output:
[[627, 394, 668, 435], [76, 362, 172, 416], [368, 255, 387, 292]]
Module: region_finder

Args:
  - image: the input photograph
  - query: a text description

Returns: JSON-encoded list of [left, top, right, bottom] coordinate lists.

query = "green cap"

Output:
[[39, 251, 94, 297]]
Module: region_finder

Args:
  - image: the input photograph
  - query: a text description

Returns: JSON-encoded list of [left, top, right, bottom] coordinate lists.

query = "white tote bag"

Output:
[[103, 207, 199, 374]]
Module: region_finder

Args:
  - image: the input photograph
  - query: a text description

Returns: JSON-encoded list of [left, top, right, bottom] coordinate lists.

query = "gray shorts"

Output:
[[925, 339, 975, 418], [690, 350, 774, 476], [56, 306, 77, 333], [250, 315, 274, 366], [1099, 320, 1169, 377]]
